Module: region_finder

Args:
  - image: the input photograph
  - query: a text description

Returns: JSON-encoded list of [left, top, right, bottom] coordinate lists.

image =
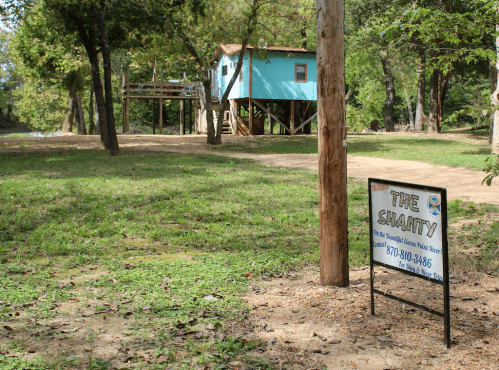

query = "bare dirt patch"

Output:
[[240, 266, 499, 370]]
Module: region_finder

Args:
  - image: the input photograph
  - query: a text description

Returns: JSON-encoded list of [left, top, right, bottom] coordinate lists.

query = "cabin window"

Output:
[[222, 65, 228, 76], [239, 69, 243, 82], [295, 63, 307, 82]]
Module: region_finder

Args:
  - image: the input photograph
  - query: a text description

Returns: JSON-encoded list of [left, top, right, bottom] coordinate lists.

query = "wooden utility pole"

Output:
[[491, 17, 499, 154], [317, 0, 349, 287]]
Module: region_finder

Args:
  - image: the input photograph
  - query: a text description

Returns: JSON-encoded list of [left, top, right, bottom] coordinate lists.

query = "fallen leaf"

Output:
[[215, 333, 225, 341], [313, 332, 327, 341], [203, 295, 219, 301], [376, 336, 390, 342], [312, 348, 330, 355], [263, 324, 274, 332], [156, 354, 168, 364]]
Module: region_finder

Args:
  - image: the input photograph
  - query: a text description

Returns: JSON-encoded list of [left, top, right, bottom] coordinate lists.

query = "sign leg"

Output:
[[370, 265, 375, 316]]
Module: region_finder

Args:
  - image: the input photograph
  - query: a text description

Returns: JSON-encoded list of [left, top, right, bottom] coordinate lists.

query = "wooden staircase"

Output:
[[212, 110, 234, 135]]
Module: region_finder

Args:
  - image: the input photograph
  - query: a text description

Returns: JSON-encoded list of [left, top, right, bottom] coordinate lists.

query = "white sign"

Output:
[[370, 182, 444, 281]]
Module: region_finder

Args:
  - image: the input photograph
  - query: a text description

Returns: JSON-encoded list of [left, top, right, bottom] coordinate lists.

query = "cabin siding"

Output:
[[216, 54, 249, 100], [252, 53, 316, 101], [215, 51, 316, 101]]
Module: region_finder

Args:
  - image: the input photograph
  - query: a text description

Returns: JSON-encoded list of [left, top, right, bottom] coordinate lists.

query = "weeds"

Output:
[[0, 148, 496, 369]]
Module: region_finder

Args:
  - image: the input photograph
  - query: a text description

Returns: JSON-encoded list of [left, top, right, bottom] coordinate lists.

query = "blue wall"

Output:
[[216, 51, 316, 101]]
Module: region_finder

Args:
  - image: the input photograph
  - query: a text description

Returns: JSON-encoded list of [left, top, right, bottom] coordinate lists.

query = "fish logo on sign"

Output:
[[428, 195, 441, 217]]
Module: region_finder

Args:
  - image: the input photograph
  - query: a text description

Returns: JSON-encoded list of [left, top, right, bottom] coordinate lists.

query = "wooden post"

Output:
[[317, 0, 349, 287], [123, 87, 130, 133], [180, 99, 185, 135], [290, 100, 295, 135], [189, 99, 192, 134], [194, 98, 199, 134], [153, 100, 156, 135], [183, 100, 187, 135], [493, 16, 499, 153], [122, 74, 127, 133], [269, 103, 274, 134], [249, 50, 253, 135], [159, 98, 163, 134]]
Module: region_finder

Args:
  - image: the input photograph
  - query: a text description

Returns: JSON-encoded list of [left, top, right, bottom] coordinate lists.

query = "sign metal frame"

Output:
[[368, 178, 450, 348]]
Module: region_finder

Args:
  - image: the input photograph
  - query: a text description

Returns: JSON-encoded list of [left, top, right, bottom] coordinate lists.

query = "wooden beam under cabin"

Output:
[[252, 99, 292, 135], [159, 98, 163, 134], [180, 100, 185, 135], [294, 112, 317, 133]]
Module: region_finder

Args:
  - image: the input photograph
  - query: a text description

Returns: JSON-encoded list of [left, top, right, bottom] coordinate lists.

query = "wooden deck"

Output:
[[122, 82, 203, 100]]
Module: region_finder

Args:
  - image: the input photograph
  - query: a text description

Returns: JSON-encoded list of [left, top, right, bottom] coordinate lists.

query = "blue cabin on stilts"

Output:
[[210, 44, 317, 135]]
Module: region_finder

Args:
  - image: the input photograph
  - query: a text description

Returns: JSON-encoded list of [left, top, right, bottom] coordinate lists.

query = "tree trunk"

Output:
[[428, 68, 440, 134], [415, 52, 426, 132], [440, 71, 451, 123], [94, 93, 101, 135], [214, 5, 257, 144], [282, 101, 291, 135], [75, 93, 87, 135], [204, 78, 216, 144], [404, 88, 415, 130], [94, 4, 120, 156], [317, 0, 349, 287], [88, 86, 95, 135], [380, 53, 396, 132], [62, 74, 77, 132], [72, 16, 109, 149], [6, 100, 12, 120]]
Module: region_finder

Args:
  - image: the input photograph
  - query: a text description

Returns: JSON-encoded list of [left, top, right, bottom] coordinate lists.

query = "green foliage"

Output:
[[0, 30, 21, 122], [0, 355, 56, 370], [448, 201, 499, 273], [443, 74, 491, 127], [386, 3, 497, 71], [483, 155, 499, 186], [12, 79, 66, 132]]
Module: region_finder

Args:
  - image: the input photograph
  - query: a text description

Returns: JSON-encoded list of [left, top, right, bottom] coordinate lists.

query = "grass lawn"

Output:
[[213, 132, 494, 172], [0, 146, 497, 369]]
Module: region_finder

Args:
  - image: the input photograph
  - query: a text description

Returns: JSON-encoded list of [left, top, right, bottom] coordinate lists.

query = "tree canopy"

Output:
[[1, 0, 499, 155]]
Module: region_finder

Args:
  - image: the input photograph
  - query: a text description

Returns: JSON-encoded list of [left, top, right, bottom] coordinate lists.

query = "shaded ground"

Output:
[[1, 133, 498, 369], [1, 133, 496, 205]]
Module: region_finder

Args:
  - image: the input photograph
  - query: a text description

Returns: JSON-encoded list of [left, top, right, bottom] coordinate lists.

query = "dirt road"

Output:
[[1, 134, 496, 205]]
